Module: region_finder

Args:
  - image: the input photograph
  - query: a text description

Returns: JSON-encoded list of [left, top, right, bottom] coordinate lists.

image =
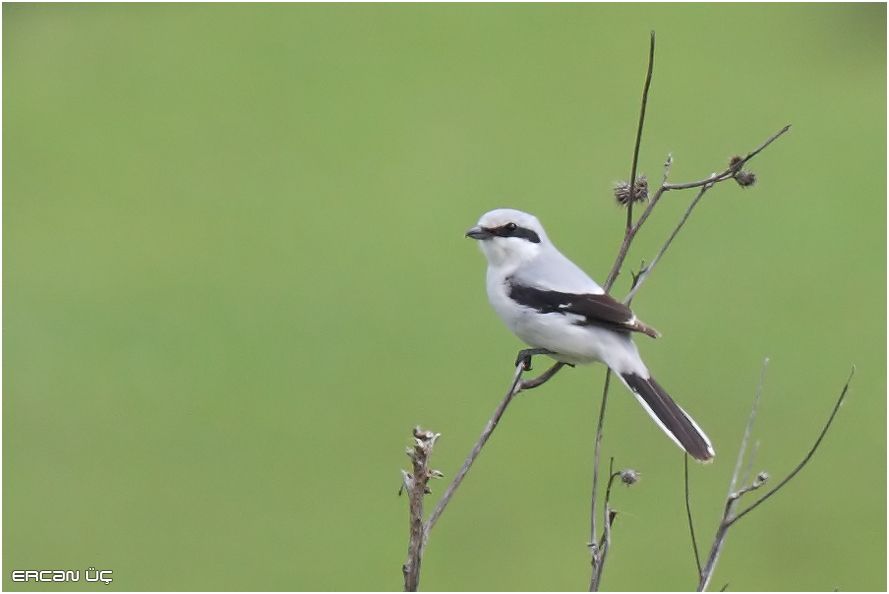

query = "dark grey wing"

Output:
[[507, 280, 659, 338]]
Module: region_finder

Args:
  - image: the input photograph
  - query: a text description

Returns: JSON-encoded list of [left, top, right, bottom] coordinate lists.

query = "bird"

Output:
[[466, 208, 715, 462]]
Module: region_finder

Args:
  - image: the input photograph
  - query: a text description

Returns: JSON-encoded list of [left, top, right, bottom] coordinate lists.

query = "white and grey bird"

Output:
[[466, 208, 715, 462]]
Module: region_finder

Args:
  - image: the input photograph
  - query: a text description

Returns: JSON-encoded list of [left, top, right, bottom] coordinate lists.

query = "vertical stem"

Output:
[[402, 429, 439, 591], [697, 512, 733, 591], [588, 370, 613, 591], [684, 454, 702, 577], [626, 31, 656, 231], [589, 371, 612, 545], [591, 465, 621, 591], [403, 482, 425, 592]]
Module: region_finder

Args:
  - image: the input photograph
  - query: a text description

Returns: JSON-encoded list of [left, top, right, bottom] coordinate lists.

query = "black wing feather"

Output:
[[508, 280, 658, 338]]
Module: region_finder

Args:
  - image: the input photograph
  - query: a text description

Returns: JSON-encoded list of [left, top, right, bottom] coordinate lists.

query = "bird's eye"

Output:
[[505, 222, 518, 232]]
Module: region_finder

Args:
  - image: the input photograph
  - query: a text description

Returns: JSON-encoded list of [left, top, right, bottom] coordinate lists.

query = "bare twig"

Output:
[[422, 359, 565, 550], [422, 364, 522, 543], [696, 366, 855, 591], [663, 125, 791, 191], [603, 124, 791, 292], [602, 459, 618, 549], [729, 366, 856, 526], [691, 358, 767, 591], [402, 428, 442, 591], [589, 370, 612, 553], [739, 438, 761, 493], [590, 460, 637, 591], [626, 31, 656, 231], [684, 454, 702, 577], [591, 459, 621, 591], [522, 361, 568, 390], [730, 359, 769, 495], [624, 183, 711, 304]]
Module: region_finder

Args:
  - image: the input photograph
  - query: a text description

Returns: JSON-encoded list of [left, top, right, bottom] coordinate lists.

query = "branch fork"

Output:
[[692, 365, 856, 591]]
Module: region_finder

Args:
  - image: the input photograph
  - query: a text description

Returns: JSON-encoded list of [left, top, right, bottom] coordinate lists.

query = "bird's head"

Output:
[[466, 208, 548, 268]]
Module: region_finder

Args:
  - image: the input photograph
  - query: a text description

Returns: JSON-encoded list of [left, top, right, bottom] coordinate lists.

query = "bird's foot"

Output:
[[515, 348, 554, 371]]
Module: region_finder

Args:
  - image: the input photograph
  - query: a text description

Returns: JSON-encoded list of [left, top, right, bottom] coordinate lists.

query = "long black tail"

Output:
[[619, 372, 715, 462]]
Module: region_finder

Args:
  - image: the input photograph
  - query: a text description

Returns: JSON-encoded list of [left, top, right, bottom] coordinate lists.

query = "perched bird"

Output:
[[466, 208, 714, 462]]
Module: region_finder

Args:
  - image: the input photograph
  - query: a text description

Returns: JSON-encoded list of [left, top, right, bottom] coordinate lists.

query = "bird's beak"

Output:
[[465, 226, 493, 240]]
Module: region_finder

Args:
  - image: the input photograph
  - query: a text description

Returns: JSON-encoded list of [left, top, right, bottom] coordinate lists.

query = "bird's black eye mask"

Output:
[[489, 223, 541, 244]]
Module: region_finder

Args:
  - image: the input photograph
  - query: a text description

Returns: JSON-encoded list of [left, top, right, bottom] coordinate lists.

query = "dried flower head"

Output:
[[734, 170, 757, 188], [728, 155, 744, 172], [413, 426, 429, 440], [620, 469, 640, 486], [614, 175, 649, 206]]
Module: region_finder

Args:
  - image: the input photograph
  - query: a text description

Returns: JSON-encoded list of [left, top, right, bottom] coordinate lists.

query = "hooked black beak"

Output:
[[465, 226, 493, 240]]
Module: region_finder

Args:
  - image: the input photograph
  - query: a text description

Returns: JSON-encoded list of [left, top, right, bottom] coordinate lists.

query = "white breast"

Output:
[[484, 267, 648, 373]]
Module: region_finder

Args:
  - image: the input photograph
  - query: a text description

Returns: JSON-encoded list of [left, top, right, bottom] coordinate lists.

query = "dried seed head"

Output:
[[634, 175, 649, 201], [734, 170, 757, 188], [754, 471, 769, 486], [620, 469, 640, 486], [412, 426, 440, 448], [613, 181, 632, 205], [614, 175, 649, 206], [729, 155, 744, 172]]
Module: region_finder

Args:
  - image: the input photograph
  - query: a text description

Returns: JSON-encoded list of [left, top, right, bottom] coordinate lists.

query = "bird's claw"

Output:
[[514, 348, 553, 371], [515, 352, 534, 371]]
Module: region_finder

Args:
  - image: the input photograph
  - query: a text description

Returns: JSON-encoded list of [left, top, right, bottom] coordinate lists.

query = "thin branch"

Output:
[[626, 31, 656, 231], [601, 458, 618, 550], [695, 359, 768, 591], [591, 460, 623, 592], [684, 454, 702, 577], [603, 192, 654, 291], [728, 473, 769, 502], [422, 359, 566, 549], [588, 370, 612, 578], [729, 366, 856, 526], [739, 438, 761, 493], [696, 366, 855, 591], [624, 183, 710, 304], [422, 364, 522, 542], [663, 125, 791, 192], [521, 362, 568, 390], [603, 124, 790, 292], [730, 359, 769, 496]]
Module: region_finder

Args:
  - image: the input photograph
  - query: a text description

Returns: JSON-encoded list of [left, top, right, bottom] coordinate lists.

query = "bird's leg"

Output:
[[515, 347, 554, 371]]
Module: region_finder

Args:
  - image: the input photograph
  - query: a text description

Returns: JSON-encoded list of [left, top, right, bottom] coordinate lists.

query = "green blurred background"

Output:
[[4, 3, 885, 591]]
